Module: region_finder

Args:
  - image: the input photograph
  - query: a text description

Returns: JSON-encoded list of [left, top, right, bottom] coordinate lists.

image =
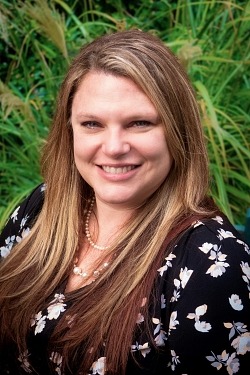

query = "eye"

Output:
[[80, 121, 101, 129], [132, 120, 152, 127]]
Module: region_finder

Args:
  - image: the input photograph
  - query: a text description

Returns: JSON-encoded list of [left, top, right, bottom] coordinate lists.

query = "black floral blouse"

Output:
[[0, 184, 250, 375]]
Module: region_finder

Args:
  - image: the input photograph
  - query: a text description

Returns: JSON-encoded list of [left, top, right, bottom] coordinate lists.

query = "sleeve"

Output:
[[162, 216, 250, 374], [0, 183, 45, 259]]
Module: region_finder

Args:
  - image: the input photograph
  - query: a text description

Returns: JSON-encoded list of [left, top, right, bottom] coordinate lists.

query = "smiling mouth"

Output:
[[101, 165, 138, 174]]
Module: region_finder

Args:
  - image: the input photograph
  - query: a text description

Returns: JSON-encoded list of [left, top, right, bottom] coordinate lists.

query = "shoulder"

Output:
[[6, 183, 45, 227], [175, 215, 249, 262], [157, 214, 250, 303], [0, 184, 45, 258]]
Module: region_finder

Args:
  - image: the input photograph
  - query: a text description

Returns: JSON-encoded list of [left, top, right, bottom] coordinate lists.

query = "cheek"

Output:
[[73, 139, 82, 156], [73, 144, 83, 165], [151, 140, 173, 177], [145, 135, 172, 163], [73, 143, 90, 173], [73, 134, 91, 161]]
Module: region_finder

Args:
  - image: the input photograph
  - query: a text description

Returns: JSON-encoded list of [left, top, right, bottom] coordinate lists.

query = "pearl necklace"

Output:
[[73, 258, 109, 280], [85, 196, 110, 250], [72, 197, 111, 280]]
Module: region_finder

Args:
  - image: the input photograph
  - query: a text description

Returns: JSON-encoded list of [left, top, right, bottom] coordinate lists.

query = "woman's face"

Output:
[[71, 71, 173, 209]]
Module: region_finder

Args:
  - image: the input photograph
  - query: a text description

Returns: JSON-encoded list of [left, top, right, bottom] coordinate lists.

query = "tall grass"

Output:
[[0, 0, 249, 229]]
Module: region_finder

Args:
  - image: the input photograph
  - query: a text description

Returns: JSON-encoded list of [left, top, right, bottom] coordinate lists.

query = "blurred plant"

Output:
[[0, 0, 249, 229]]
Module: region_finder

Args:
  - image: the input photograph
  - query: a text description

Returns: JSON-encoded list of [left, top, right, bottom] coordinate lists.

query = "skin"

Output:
[[71, 71, 173, 212], [67, 71, 174, 291]]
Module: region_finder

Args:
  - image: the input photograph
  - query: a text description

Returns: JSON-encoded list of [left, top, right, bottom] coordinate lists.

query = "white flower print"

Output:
[[18, 350, 32, 373], [169, 311, 179, 334], [209, 249, 227, 262], [152, 317, 166, 346], [47, 293, 67, 320], [179, 267, 193, 288], [50, 351, 63, 375], [16, 228, 30, 243], [240, 262, 250, 297], [231, 332, 250, 355], [224, 322, 248, 341], [0, 235, 16, 257], [30, 311, 42, 327], [131, 342, 151, 357], [30, 293, 67, 335], [20, 214, 29, 229], [50, 351, 63, 366], [0, 228, 31, 258], [206, 350, 240, 374], [47, 303, 66, 320], [187, 304, 212, 332], [237, 239, 250, 255], [206, 351, 223, 371], [226, 353, 240, 375], [154, 330, 166, 347], [168, 349, 180, 371], [170, 267, 193, 303], [223, 321, 250, 367], [30, 310, 47, 335], [207, 261, 230, 277], [212, 216, 224, 225], [199, 243, 230, 277], [139, 342, 151, 357], [41, 183, 46, 192], [193, 220, 204, 228], [194, 320, 212, 333], [199, 242, 214, 254], [240, 261, 250, 280], [50, 293, 66, 304], [34, 313, 47, 335], [217, 229, 236, 240], [157, 252, 176, 276], [90, 356, 106, 375], [229, 294, 243, 311], [161, 293, 166, 309], [11, 206, 20, 222], [170, 279, 181, 302]]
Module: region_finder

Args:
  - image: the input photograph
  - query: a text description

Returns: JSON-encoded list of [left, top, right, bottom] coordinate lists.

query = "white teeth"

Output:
[[102, 165, 135, 174]]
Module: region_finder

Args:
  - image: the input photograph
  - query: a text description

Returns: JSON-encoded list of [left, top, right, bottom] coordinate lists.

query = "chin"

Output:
[[96, 193, 141, 207]]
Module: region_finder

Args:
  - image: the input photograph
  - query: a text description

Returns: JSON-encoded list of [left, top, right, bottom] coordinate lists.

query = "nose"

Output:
[[102, 128, 130, 157]]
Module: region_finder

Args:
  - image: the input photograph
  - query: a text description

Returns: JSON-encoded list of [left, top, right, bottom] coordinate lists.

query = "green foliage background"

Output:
[[0, 0, 249, 230]]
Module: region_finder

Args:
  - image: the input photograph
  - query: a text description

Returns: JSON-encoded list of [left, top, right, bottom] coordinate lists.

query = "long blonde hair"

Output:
[[0, 30, 217, 373]]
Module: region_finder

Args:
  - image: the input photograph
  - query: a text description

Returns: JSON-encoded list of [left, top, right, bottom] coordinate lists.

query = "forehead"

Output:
[[72, 72, 159, 118], [74, 71, 146, 98]]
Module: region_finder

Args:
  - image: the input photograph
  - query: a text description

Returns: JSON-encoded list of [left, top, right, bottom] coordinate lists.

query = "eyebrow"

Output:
[[74, 113, 102, 121], [74, 112, 161, 122]]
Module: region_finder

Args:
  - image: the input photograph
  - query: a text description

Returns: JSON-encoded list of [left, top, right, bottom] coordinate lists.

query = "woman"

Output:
[[0, 30, 249, 375]]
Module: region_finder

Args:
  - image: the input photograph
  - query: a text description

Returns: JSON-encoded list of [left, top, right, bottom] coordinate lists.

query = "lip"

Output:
[[96, 164, 140, 180], [101, 165, 137, 174]]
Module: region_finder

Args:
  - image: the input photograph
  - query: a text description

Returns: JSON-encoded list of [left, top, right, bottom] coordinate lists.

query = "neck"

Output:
[[89, 199, 135, 246]]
